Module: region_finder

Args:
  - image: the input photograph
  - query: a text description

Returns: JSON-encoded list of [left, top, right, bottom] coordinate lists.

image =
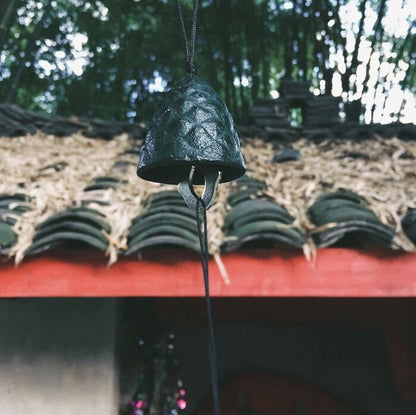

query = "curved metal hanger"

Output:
[[178, 165, 222, 211]]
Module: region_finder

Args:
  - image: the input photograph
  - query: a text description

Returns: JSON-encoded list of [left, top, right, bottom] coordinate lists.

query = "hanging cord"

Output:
[[196, 197, 220, 415], [175, 0, 199, 76]]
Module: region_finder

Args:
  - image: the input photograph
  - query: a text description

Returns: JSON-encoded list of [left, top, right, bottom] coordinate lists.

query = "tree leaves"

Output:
[[0, 0, 414, 123]]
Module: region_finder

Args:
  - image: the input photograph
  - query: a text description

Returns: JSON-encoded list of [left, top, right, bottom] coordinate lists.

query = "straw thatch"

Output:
[[0, 129, 415, 265], [242, 136, 416, 250]]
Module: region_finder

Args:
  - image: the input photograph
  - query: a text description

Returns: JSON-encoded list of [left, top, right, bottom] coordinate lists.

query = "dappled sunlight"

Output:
[[0, 0, 414, 122]]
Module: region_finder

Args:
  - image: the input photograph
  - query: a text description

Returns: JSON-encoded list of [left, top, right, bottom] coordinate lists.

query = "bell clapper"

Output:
[[178, 165, 222, 211]]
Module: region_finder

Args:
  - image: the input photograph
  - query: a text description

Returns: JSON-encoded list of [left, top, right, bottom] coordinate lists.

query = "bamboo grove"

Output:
[[0, 0, 414, 123]]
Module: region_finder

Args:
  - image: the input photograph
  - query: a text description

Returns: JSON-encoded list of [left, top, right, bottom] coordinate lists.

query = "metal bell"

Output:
[[137, 76, 245, 209]]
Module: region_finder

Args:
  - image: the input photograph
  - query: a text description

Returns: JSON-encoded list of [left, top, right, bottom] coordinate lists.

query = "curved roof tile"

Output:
[[402, 208, 416, 245], [126, 191, 200, 255], [223, 177, 306, 252], [308, 190, 397, 249], [25, 207, 110, 255]]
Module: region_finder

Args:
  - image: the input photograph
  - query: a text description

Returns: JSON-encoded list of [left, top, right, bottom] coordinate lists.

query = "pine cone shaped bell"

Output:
[[137, 76, 245, 185]]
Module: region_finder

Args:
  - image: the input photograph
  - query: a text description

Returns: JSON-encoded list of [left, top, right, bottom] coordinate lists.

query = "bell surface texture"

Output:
[[137, 76, 245, 185]]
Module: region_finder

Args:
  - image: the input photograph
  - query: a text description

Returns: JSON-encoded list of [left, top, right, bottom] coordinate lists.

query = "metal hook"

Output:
[[178, 165, 222, 210]]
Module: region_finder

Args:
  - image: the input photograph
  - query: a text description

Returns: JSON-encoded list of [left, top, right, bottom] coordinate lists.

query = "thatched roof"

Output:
[[0, 111, 415, 267]]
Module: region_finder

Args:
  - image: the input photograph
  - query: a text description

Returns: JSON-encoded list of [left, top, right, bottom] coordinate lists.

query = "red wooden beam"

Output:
[[0, 248, 415, 297]]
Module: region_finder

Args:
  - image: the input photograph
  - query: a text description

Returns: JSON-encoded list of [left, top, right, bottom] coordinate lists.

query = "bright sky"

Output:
[[271, 0, 416, 123], [335, 0, 416, 123]]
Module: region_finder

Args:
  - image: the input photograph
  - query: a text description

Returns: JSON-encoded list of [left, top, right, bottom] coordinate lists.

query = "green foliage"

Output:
[[0, 0, 414, 123]]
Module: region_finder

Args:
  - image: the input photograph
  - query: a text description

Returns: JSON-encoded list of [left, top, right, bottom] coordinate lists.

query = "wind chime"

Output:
[[136, 0, 246, 413]]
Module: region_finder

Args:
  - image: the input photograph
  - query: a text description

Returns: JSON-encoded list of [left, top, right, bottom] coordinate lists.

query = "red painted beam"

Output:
[[0, 249, 415, 297]]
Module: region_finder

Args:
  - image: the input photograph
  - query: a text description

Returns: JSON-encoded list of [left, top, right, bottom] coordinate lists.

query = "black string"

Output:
[[196, 197, 220, 415], [175, 0, 199, 76]]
